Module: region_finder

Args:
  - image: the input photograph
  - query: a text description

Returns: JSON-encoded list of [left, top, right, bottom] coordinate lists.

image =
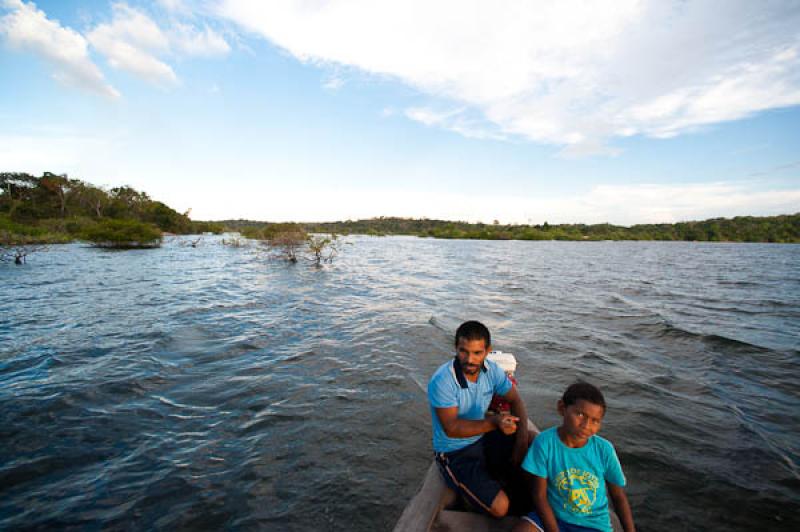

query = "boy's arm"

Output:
[[607, 483, 636, 532], [502, 384, 530, 465], [531, 475, 559, 532]]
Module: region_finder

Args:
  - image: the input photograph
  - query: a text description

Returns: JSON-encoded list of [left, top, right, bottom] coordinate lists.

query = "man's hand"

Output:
[[501, 384, 530, 466], [493, 413, 519, 435]]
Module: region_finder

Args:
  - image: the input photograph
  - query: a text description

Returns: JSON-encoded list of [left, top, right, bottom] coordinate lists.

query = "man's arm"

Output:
[[608, 483, 636, 532], [435, 406, 517, 438], [503, 384, 530, 465], [531, 475, 559, 532]]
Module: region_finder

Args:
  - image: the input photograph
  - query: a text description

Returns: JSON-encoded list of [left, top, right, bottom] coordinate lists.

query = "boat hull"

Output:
[[393, 420, 623, 532]]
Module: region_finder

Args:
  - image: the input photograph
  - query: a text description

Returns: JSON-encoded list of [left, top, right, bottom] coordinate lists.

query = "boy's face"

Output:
[[558, 399, 605, 444], [455, 337, 490, 377]]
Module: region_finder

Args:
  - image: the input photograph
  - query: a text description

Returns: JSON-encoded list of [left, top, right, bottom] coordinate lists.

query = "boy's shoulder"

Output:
[[591, 433, 617, 453], [587, 433, 621, 467], [533, 426, 560, 448]]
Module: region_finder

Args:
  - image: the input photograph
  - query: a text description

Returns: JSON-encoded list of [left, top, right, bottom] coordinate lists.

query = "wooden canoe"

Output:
[[393, 420, 624, 532]]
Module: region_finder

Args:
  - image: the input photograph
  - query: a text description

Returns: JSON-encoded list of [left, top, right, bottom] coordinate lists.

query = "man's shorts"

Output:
[[434, 432, 515, 515], [522, 509, 604, 532]]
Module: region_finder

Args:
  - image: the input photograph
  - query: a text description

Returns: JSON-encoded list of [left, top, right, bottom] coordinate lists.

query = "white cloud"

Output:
[[157, 0, 188, 14], [0, 0, 119, 98], [323, 76, 344, 90], [86, 3, 230, 87], [87, 3, 178, 87], [217, 0, 800, 153], [172, 22, 230, 56], [405, 106, 506, 141], [110, 2, 169, 50], [557, 140, 622, 159]]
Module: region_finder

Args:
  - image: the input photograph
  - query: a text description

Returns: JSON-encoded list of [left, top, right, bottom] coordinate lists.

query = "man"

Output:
[[428, 320, 531, 518]]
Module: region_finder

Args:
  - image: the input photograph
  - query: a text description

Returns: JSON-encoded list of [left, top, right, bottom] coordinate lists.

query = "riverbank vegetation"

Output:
[[222, 213, 800, 243], [4, 172, 797, 250], [81, 219, 163, 249], [1, 172, 223, 251]]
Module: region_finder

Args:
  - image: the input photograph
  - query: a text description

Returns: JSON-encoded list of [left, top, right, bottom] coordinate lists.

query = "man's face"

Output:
[[456, 337, 490, 376]]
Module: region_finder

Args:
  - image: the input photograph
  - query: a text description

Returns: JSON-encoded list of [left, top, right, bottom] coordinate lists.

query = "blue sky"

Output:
[[1, 0, 799, 224]]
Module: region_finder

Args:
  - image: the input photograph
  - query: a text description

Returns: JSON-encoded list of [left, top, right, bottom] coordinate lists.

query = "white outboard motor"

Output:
[[487, 350, 517, 375], [487, 351, 518, 413]]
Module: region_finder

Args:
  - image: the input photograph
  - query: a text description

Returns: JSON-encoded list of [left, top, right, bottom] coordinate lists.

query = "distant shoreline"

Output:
[[218, 214, 800, 244], [3, 173, 796, 245]]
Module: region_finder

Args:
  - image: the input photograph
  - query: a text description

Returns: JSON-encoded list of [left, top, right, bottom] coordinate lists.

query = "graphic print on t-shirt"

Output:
[[554, 468, 600, 515]]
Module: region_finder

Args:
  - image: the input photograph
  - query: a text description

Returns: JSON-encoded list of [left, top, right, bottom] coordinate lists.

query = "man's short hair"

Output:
[[562, 381, 606, 411], [454, 321, 491, 348]]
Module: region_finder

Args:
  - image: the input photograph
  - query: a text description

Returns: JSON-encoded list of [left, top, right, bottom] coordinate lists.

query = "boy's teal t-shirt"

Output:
[[521, 426, 626, 532]]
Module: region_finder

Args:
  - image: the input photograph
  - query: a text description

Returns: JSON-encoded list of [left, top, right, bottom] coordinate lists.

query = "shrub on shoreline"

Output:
[[0, 215, 70, 245], [81, 219, 162, 249]]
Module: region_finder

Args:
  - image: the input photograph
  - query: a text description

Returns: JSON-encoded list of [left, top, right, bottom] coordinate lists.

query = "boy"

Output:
[[514, 382, 635, 532]]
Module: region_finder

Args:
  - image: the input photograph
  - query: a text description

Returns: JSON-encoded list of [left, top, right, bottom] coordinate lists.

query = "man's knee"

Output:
[[489, 490, 510, 518]]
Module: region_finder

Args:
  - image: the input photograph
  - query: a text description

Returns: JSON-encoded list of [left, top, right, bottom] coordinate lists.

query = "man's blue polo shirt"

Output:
[[428, 357, 512, 453]]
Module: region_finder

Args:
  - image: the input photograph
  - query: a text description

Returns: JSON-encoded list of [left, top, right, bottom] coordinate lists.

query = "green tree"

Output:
[[39, 172, 74, 218], [81, 219, 162, 248], [106, 186, 151, 218], [142, 201, 192, 233], [71, 182, 109, 219]]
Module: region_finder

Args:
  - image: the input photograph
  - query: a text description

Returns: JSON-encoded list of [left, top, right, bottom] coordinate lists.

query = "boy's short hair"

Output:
[[562, 381, 606, 411], [454, 321, 491, 348]]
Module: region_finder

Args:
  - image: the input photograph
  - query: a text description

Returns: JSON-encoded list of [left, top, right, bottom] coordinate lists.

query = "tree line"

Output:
[[223, 214, 800, 243], [4, 172, 797, 247]]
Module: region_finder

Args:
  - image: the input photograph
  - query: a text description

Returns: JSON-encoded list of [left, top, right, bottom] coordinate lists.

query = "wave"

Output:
[[635, 319, 774, 353]]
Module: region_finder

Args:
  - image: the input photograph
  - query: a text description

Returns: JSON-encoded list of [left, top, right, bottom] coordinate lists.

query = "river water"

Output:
[[1, 236, 798, 531]]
